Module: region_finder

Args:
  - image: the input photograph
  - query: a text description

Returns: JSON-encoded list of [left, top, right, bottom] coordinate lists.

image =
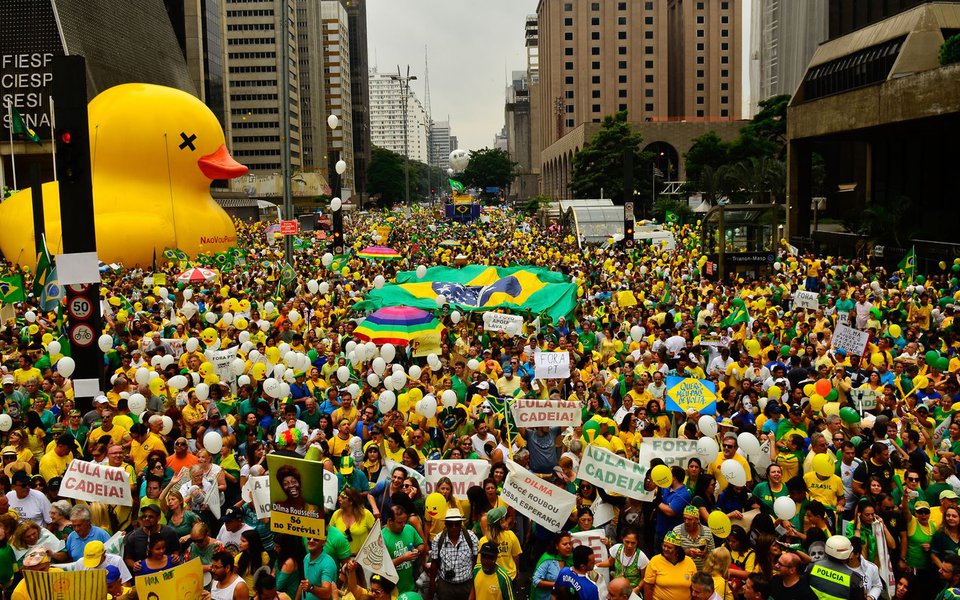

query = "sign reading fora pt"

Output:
[[534, 351, 570, 379]]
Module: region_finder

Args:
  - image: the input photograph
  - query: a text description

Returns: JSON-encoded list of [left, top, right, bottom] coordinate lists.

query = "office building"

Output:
[[164, 0, 228, 126], [341, 0, 371, 202], [430, 120, 452, 171], [320, 1, 354, 195], [222, 0, 302, 174], [505, 71, 539, 200], [369, 68, 429, 163]]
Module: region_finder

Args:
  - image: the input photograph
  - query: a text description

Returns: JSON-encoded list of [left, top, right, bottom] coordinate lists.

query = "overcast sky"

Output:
[[367, 0, 537, 152]]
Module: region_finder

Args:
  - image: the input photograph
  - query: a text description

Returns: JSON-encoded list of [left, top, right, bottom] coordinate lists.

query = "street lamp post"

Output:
[[327, 113, 341, 200], [390, 66, 417, 205], [279, 0, 294, 262]]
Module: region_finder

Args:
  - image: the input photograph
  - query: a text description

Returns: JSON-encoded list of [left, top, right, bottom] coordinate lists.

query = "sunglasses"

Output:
[[723, 444, 736, 449], [907, 477, 920, 482]]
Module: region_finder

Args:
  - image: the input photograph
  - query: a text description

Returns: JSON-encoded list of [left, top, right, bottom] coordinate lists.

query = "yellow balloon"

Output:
[[204, 374, 220, 385], [251, 363, 267, 380], [41, 333, 54, 345], [228, 298, 241, 312], [109, 297, 122, 307], [408, 388, 423, 402], [767, 385, 781, 400], [149, 378, 166, 396], [889, 324, 902, 338], [871, 353, 885, 367], [651, 464, 672, 488], [812, 453, 833, 478], [809, 394, 826, 412], [266, 347, 281, 365], [803, 384, 815, 397], [707, 511, 731, 538], [398, 393, 411, 413], [199, 362, 214, 378], [200, 327, 218, 345], [239, 299, 251, 313], [234, 317, 248, 330], [823, 402, 840, 417], [913, 375, 929, 390]]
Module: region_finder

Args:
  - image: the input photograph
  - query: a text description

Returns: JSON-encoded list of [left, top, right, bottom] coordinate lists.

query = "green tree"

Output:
[[570, 111, 651, 203], [367, 146, 405, 205], [460, 147, 517, 197], [726, 157, 786, 204], [684, 131, 732, 184], [940, 33, 960, 65]]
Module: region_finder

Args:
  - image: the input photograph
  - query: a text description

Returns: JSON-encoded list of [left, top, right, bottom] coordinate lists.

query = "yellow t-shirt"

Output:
[[88, 424, 129, 446], [38, 451, 73, 481], [803, 472, 844, 510], [643, 554, 698, 600], [476, 531, 522, 580], [130, 433, 167, 474], [13, 367, 41, 385], [709, 453, 753, 491]]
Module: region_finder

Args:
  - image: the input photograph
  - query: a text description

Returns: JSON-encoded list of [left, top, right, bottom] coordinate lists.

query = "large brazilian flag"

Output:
[[354, 265, 578, 321]]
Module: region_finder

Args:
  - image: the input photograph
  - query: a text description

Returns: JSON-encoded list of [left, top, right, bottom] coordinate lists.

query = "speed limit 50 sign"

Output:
[[67, 296, 94, 319]]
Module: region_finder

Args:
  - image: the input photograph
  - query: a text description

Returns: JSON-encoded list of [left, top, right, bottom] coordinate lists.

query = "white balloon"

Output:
[[0, 414, 10, 432], [273, 364, 286, 378], [327, 114, 340, 129], [630, 325, 642, 342], [720, 459, 747, 487], [186, 338, 200, 353], [318, 281, 330, 294], [436, 294, 447, 307], [737, 432, 761, 456], [335, 160, 347, 175], [56, 356, 76, 378], [331, 197, 342, 212], [237, 375, 251, 387], [349, 351, 361, 367], [263, 378, 281, 397], [168, 375, 188, 390], [98, 334, 114, 352], [451, 311, 461, 324], [205, 312, 218, 324], [284, 369, 296, 383], [190, 372, 201, 386], [196, 383, 210, 401], [449, 148, 470, 171], [367, 373, 381, 388], [279, 383, 291, 399], [416, 396, 438, 419], [158, 287, 168, 299], [391, 372, 407, 390], [427, 354, 441, 370], [391, 364, 405, 375], [373, 275, 385, 289], [160, 355, 175, 369], [441, 389, 458, 408], [135, 367, 151, 385], [183, 288, 193, 300], [698, 416, 718, 437], [347, 383, 360, 398], [337, 366, 350, 383], [382, 372, 395, 390], [322, 253, 334, 267], [378, 391, 396, 413], [149, 371, 160, 381], [264, 301, 276, 314], [416, 265, 427, 279], [24, 311, 36, 323], [696, 437, 719, 463], [288, 310, 301, 324], [222, 312, 234, 326], [307, 280, 319, 294], [203, 432, 223, 454], [467, 359, 480, 371], [381, 343, 396, 363], [372, 357, 386, 377], [408, 365, 422, 380], [239, 331, 251, 344], [128, 393, 147, 414], [773, 496, 797, 520], [160, 415, 174, 435], [259, 320, 270, 332], [47, 341, 61, 355], [345, 341, 357, 354], [248, 349, 261, 363]]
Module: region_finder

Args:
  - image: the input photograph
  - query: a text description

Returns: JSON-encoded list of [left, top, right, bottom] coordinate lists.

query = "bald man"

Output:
[[607, 578, 632, 600]]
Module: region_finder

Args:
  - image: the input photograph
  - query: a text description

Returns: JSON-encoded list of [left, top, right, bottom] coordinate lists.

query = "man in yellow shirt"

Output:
[[472, 542, 515, 600], [725, 354, 751, 390], [13, 356, 41, 386], [129, 423, 166, 474], [88, 410, 132, 448], [709, 433, 753, 491], [38, 434, 75, 481]]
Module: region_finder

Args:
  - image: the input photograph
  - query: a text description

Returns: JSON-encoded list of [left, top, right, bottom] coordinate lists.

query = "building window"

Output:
[[645, 31, 653, 39], [592, 104, 601, 112], [564, 32, 573, 40], [645, 16, 653, 25], [721, 96, 728, 104], [565, 62, 574, 70], [721, 82, 728, 90], [566, 118, 575, 127], [619, 103, 627, 111], [697, 69, 705, 77], [722, 29, 729, 37], [645, 74, 653, 83], [592, 90, 601, 98], [697, 56, 704, 64], [722, 16, 729, 24], [618, 2, 626, 9], [645, 46, 653, 54], [721, 69, 729, 77], [618, 60, 627, 69], [618, 31, 627, 40], [618, 75, 627, 83], [721, 56, 729, 64], [696, 96, 704, 104], [697, 15, 704, 24], [618, 46, 627, 55], [592, 75, 600, 83], [721, 42, 729, 50], [721, 109, 729, 117], [564, 18, 573, 26], [565, 90, 574, 99], [697, 43, 704, 51], [591, 2, 599, 10], [618, 89, 627, 97], [697, 110, 705, 117], [565, 47, 573, 55], [722, 1, 729, 9], [697, 29, 704, 37], [564, 3, 572, 10], [566, 105, 574, 113], [592, 31, 600, 40], [645, 60, 654, 68], [592, 47, 600, 55], [645, 103, 654, 111], [645, 1, 653, 8], [618, 16, 627, 25], [645, 89, 653, 97], [565, 76, 574, 84], [697, 2, 704, 9], [591, 17, 599, 25], [592, 61, 600, 69], [696, 83, 704, 91]]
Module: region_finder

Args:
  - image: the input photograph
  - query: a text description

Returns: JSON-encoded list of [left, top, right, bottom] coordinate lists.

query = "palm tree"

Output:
[[727, 157, 786, 204]]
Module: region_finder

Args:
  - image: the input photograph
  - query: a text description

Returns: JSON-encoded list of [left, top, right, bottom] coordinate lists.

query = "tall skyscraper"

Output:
[[341, 0, 371, 201], [222, 0, 301, 174], [368, 69, 429, 163], [320, 1, 354, 195], [164, 0, 227, 126], [536, 0, 744, 153], [430, 120, 452, 171]]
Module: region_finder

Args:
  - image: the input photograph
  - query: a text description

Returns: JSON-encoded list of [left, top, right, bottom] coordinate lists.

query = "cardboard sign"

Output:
[[356, 523, 400, 584], [793, 290, 820, 311], [832, 324, 869, 356], [266, 454, 327, 539], [511, 398, 582, 427], [411, 331, 442, 357], [323, 469, 339, 511], [280, 220, 299, 235], [534, 351, 570, 379], [483, 312, 524, 336], [60, 460, 133, 506], [850, 388, 878, 411], [837, 311, 851, 327], [26, 569, 107, 600], [243, 475, 272, 519], [665, 376, 718, 415], [500, 459, 576, 532], [205, 346, 239, 384], [424, 460, 491, 499], [134, 558, 204, 600], [577, 444, 649, 501]]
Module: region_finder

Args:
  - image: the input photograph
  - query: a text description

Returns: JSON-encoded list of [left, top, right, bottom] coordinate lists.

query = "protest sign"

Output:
[[25, 569, 106, 600], [160, 338, 185, 358], [356, 523, 400, 584], [792, 290, 820, 311], [535, 351, 570, 379], [60, 460, 133, 506], [205, 346, 239, 383], [134, 558, 204, 600], [638, 437, 701, 471], [577, 444, 649, 501], [850, 388, 878, 411], [500, 459, 576, 532], [484, 312, 524, 336], [510, 398, 582, 428], [837, 311, 852, 327], [424, 460, 491, 498], [590, 496, 616, 527], [323, 469, 339, 511], [832, 324, 869, 356], [266, 454, 327, 538], [411, 331, 442, 357], [571, 529, 611, 599], [665, 376, 717, 415], [242, 475, 272, 519]]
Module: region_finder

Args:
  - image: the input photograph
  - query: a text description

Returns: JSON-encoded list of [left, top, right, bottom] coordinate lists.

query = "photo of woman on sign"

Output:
[[274, 464, 319, 515]]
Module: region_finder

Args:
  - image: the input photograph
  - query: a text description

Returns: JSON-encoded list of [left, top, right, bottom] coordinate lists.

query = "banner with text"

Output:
[[534, 351, 571, 379], [60, 460, 133, 506], [500, 459, 576, 532], [484, 313, 524, 336], [424, 460, 491, 499], [577, 444, 650, 501], [832, 324, 870, 356], [511, 398, 582, 428], [665, 376, 718, 415], [267, 454, 327, 538], [134, 558, 204, 600], [241, 475, 272, 519], [25, 569, 107, 600], [792, 290, 820, 311], [205, 346, 239, 384]]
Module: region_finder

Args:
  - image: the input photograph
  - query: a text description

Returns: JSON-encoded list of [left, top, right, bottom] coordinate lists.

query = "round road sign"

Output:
[[67, 296, 94, 320], [70, 323, 95, 347]]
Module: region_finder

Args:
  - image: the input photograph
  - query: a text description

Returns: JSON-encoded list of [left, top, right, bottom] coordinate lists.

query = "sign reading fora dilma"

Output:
[[0, 0, 66, 140]]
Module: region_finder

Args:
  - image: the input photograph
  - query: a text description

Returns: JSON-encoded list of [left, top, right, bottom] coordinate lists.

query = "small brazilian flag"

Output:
[[449, 179, 465, 193], [213, 252, 234, 270], [227, 246, 245, 260], [279, 262, 296, 286], [665, 211, 680, 224], [10, 107, 41, 144], [162, 248, 177, 261], [721, 302, 750, 328], [898, 246, 916, 282], [0, 275, 25, 304]]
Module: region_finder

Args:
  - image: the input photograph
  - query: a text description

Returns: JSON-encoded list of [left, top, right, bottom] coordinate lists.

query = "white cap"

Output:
[[825, 535, 853, 560], [1, 375, 13, 385], [94, 395, 109, 405]]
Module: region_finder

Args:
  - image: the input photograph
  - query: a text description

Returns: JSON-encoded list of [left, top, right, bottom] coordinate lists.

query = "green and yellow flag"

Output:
[[665, 211, 680, 224], [279, 262, 296, 286], [9, 107, 41, 144], [449, 179, 465, 193], [33, 239, 52, 299], [720, 300, 750, 328], [0, 275, 25, 304], [898, 246, 916, 282]]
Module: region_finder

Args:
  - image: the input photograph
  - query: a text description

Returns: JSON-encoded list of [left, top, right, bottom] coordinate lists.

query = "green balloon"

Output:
[[826, 389, 838, 402], [840, 406, 860, 424], [307, 349, 318, 361], [953, 264, 960, 273], [780, 345, 790, 357], [925, 350, 940, 364], [850, 435, 863, 447], [916, 275, 926, 284], [941, 297, 953, 308], [937, 356, 950, 372], [952, 277, 959, 286]]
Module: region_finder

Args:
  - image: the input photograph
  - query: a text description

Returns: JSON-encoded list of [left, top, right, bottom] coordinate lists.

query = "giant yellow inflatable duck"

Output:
[[0, 83, 248, 269]]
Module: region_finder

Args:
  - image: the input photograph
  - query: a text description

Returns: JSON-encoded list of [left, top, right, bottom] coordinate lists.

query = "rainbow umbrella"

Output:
[[353, 306, 444, 346], [358, 245, 401, 260]]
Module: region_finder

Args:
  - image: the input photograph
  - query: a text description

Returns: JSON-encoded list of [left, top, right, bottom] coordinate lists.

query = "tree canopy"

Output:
[[460, 147, 517, 196], [570, 111, 652, 204]]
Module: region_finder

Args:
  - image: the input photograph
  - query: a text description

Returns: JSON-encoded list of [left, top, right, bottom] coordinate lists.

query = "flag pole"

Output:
[[49, 96, 57, 181], [7, 104, 16, 191]]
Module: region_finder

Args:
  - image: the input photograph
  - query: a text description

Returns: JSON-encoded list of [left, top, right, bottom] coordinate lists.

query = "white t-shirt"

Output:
[[216, 523, 252, 554], [6, 489, 51, 526]]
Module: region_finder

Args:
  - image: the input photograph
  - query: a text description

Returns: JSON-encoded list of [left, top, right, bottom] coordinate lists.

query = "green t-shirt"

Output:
[[382, 523, 424, 593], [752, 481, 789, 515]]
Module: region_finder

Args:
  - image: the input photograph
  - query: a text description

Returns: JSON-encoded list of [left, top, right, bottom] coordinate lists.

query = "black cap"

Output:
[[789, 404, 803, 415], [223, 506, 243, 520], [140, 504, 162, 515], [47, 477, 62, 489], [480, 542, 499, 558], [56, 433, 75, 447]]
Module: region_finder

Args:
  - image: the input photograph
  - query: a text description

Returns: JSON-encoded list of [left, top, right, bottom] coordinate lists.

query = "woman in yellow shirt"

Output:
[[329, 488, 376, 556], [643, 531, 698, 600], [476, 507, 522, 580]]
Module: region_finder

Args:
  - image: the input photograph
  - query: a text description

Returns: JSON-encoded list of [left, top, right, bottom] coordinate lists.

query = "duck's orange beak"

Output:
[[198, 144, 248, 180]]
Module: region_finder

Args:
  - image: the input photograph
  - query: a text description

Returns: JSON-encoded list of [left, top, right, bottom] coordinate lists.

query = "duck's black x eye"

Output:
[[178, 132, 197, 151]]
